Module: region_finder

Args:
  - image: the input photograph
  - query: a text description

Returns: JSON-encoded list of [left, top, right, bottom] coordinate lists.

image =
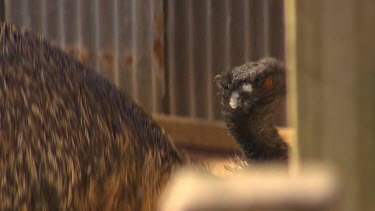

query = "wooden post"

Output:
[[285, 0, 375, 210]]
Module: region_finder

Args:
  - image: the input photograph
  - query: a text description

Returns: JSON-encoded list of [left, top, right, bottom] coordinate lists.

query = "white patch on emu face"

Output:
[[229, 83, 253, 109], [241, 82, 253, 93], [229, 91, 240, 109]]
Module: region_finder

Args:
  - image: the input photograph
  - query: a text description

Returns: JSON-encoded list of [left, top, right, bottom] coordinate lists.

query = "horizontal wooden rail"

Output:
[[154, 114, 293, 152]]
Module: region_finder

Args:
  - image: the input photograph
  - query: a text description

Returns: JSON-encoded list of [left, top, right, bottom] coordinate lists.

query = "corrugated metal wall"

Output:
[[5, 0, 166, 114], [166, 0, 285, 122], [3, 0, 285, 124]]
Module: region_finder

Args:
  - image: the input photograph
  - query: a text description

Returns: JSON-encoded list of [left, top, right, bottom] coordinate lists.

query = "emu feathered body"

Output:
[[0, 23, 185, 210]]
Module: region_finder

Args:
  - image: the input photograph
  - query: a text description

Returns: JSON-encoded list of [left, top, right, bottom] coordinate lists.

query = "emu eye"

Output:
[[263, 76, 274, 89]]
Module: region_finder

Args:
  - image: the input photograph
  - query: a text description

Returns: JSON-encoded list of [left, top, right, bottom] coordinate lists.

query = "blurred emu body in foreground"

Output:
[[0, 23, 185, 210]]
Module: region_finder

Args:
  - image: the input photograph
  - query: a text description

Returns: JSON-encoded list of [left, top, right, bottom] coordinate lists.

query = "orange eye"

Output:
[[263, 76, 274, 89]]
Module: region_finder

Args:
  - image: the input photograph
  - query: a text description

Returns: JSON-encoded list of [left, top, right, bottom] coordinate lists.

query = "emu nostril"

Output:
[[229, 91, 240, 109]]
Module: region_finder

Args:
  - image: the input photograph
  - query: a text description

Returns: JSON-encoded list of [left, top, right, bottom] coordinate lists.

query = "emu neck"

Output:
[[225, 106, 288, 161]]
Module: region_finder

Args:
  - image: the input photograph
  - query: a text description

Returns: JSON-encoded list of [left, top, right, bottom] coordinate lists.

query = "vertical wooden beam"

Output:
[[285, 0, 375, 210], [284, 0, 299, 173], [354, 1, 375, 210]]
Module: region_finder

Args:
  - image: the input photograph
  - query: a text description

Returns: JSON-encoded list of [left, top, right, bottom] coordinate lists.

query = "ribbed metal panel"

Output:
[[5, 0, 165, 114], [4, 0, 285, 124], [166, 0, 285, 123]]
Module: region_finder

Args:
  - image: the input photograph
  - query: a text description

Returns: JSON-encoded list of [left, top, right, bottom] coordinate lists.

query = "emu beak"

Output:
[[213, 74, 222, 89]]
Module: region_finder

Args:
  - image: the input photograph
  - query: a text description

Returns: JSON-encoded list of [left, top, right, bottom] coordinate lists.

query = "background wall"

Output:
[[2, 0, 286, 124]]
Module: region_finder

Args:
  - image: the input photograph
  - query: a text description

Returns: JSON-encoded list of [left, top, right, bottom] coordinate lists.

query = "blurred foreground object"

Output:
[[285, 0, 375, 210], [0, 22, 185, 210], [159, 165, 338, 211]]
